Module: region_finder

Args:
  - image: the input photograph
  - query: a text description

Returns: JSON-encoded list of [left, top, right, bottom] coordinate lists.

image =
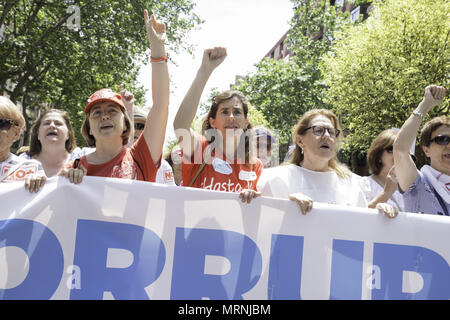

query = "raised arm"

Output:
[[393, 85, 446, 191], [142, 10, 169, 165], [120, 83, 135, 148], [173, 47, 227, 157]]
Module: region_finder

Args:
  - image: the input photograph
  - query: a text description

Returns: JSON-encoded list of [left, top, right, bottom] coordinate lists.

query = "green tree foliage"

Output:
[[237, 0, 350, 146], [0, 0, 201, 146], [322, 0, 450, 155]]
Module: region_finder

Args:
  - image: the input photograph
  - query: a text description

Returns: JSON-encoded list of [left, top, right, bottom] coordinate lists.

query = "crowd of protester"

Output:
[[0, 10, 448, 217]]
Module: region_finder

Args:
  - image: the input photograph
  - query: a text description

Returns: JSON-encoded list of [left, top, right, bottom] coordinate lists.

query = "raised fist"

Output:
[[201, 47, 227, 72]]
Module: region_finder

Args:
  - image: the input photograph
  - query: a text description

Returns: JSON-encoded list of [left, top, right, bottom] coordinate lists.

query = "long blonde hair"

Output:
[[288, 108, 351, 178]]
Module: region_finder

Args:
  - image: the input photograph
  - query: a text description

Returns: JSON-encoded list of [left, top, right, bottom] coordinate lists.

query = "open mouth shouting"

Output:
[[319, 141, 331, 151], [100, 122, 114, 131], [46, 130, 58, 138]]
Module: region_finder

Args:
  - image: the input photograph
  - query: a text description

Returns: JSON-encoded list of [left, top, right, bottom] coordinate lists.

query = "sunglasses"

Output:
[[302, 125, 341, 138], [0, 119, 18, 130], [430, 135, 450, 146], [134, 123, 145, 130], [385, 146, 393, 153]]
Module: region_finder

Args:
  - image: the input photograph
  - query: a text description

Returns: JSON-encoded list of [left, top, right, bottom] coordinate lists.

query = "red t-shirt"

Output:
[[69, 135, 159, 182], [182, 136, 263, 192]]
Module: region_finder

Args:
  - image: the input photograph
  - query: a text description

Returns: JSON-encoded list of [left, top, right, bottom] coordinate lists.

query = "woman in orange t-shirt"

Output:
[[63, 10, 168, 183], [173, 47, 263, 203]]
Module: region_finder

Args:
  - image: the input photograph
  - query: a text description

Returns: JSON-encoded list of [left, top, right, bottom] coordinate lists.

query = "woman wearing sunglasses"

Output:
[[0, 96, 47, 192], [362, 129, 405, 211], [67, 10, 168, 182], [173, 47, 263, 201], [258, 109, 398, 217], [132, 107, 175, 186], [394, 85, 449, 216]]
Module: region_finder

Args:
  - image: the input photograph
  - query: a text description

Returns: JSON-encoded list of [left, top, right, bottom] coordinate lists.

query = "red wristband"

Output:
[[150, 56, 167, 63]]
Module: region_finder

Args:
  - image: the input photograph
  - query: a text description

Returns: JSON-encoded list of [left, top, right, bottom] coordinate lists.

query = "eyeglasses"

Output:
[[385, 146, 393, 153], [0, 119, 18, 130], [430, 135, 450, 146], [302, 125, 340, 138], [134, 123, 145, 130]]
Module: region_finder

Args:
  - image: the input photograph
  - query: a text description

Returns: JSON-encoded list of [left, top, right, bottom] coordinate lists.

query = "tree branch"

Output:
[[0, 0, 16, 27], [18, 0, 46, 36]]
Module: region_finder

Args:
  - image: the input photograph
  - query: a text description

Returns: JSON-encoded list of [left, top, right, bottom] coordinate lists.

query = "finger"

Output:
[[38, 176, 46, 190], [144, 9, 149, 25], [388, 207, 398, 219], [437, 87, 446, 100], [24, 176, 31, 192], [33, 178, 40, 193], [72, 170, 79, 184], [34, 177, 45, 192], [58, 169, 68, 177], [299, 202, 308, 215], [306, 200, 313, 213], [246, 192, 252, 204], [150, 14, 157, 32], [242, 191, 251, 203], [69, 169, 75, 184], [144, 10, 152, 34], [76, 170, 84, 184]]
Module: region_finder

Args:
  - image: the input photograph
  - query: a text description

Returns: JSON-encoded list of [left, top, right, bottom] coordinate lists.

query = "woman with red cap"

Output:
[[65, 10, 168, 182]]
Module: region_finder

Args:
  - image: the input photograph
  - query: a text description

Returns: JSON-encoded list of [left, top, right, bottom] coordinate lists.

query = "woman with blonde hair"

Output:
[[0, 96, 46, 192], [258, 109, 397, 217]]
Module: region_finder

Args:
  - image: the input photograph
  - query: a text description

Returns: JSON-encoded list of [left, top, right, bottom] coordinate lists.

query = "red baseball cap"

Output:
[[84, 88, 126, 114]]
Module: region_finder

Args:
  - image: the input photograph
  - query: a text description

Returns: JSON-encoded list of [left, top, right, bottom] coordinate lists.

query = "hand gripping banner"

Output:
[[0, 177, 449, 299]]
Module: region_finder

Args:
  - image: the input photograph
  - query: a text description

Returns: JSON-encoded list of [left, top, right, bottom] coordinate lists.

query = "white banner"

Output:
[[0, 177, 449, 300]]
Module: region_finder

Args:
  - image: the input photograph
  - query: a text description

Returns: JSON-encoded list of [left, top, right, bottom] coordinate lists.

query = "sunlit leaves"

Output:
[[321, 0, 450, 154]]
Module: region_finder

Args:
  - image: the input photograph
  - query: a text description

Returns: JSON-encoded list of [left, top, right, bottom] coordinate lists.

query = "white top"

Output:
[[361, 176, 405, 211], [257, 164, 368, 208], [70, 147, 175, 185], [1, 153, 44, 182]]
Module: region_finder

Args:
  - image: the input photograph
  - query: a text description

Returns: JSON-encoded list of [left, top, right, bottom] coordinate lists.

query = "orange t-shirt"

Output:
[[182, 136, 263, 192], [68, 135, 159, 182]]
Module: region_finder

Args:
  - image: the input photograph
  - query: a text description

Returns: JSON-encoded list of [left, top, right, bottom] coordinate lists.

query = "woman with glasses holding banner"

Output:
[[393, 85, 449, 216], [257, 109, 398, 218], [0, 96, 47, 192], [173, 47, 263, 202]]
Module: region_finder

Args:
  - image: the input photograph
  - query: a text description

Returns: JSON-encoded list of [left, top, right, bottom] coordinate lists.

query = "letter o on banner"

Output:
[[0, 219, 64, 299]]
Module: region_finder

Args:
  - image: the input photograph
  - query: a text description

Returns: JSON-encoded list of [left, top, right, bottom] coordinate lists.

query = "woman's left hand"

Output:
[[24, 174, 47, 193], [376, 202, 399, 219], [120, 83, 134, 112], [59, 165, 87, 184], [239, 189, 261, 204], [144, 10, 166, 50]]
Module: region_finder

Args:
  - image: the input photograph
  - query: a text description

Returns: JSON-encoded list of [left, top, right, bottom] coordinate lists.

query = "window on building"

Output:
[[351, 6, 360, 22]]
